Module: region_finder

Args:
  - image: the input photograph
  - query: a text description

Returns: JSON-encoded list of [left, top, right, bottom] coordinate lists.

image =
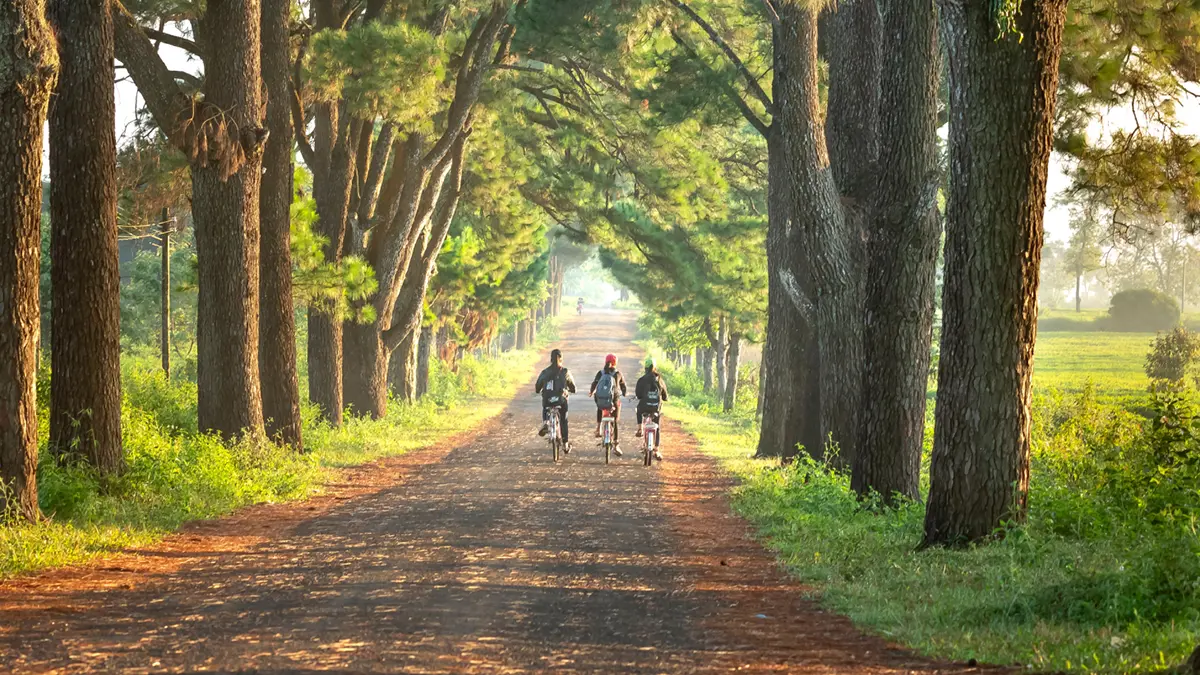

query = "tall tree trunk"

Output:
[[1075, 270, 1081, 313], [259, 0, 302, 448], [390, 331, 417, 402], [723, 333, 741, 412], [924, 0, 1068, 546], [0, 0, 56, 521], [305, 0, 364, 428], [160, 209, 171, 376], [192, 0, 266, 440], [713, 317, 728, 402], [756, 356, 765, 421], [342, 321, 387, 418], [515, 319, 528, 350], [804, 0, 879, 469], [307, 111, 357, 427], [48, 0, 123, 472], [701, 346, 713, 393], [416, 325, 432, 398], [852, 0, 941, 504], [756, 116, 818, 460]]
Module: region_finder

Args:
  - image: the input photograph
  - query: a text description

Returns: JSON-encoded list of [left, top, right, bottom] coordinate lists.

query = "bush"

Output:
[[1145, 326, 1200, 386], [1108, 289, 1181, 332]]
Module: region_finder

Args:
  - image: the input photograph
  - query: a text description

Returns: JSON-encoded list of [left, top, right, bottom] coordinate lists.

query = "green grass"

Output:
[[656, 328, 1200, 674], [1033, 332, 1154, 406], [670, 399, 1198, 674], [2, 337, 547, 580]]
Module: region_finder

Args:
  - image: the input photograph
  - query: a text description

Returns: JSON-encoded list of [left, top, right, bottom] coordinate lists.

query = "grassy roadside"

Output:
[[669, 401, 1197, 674], [649, 340, 1198, 674], [1, 328, 552, 580]]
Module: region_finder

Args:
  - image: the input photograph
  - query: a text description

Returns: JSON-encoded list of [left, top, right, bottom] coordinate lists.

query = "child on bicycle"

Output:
[[635, 357, 670, 460], [588, 354, 628, 456], [536, 348, 577, 453]]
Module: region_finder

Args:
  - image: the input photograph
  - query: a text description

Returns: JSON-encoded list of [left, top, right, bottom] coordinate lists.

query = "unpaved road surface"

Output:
[[0, 310, 1004, 674]]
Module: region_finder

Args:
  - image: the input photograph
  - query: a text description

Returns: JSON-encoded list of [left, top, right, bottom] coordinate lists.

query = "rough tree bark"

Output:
[[389, 332, 418, 402], [924, 0, 1068, 546], [48, 0, 123, 473], [802, 0, 879, 468], [416, 325, 432, 398], [112, 0, 268, 440], [852, 0, 941, 504], [723, 333, 741, 412], [259, 0, 302, 448], [191, 0, 266, 439], [0, 0, 56, 521], [700, 346, 713, 393], [714, 317, 728, 401], [756, 82, 818, 462]]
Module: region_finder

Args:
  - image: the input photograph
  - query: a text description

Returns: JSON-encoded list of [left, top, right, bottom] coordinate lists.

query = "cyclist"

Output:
[[576, 297, 584, 315], [588, 354, 628, 456], [536, 348, 577, 453], [634, 356, 670, 460]]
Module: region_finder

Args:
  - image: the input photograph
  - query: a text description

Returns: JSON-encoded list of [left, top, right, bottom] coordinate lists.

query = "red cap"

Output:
[[605, 353, 617, 366]]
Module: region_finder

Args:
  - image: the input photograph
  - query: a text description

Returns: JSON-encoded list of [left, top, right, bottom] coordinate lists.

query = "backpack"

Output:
[[594, 370, 616, 408], [643, 376, 661, 409], [542, 367, 567, 404]]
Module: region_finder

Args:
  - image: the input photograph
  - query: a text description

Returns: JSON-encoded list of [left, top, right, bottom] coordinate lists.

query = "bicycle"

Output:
[[641, 411, 660, 467], [599, 406, 617, 464], [545, 402, 566, 462]]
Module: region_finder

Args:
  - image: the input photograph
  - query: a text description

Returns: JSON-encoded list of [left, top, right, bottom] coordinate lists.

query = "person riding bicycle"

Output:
[[576, 297, 584, 315], [588, 354, 628, 456], [634, 356, 670, 460], [536, 348, 577, 453]]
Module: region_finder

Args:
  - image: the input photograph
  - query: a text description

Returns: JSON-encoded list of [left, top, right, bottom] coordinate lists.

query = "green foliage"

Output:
[[1060, 0, 1200, 224], [1144, 326, 1200, 386], [290, 170, 379, 323], [1108, 288, 1182, 332], [307, 22, 447, 129], [119, 235, 198, 368], [671, 385, 1200, 673]]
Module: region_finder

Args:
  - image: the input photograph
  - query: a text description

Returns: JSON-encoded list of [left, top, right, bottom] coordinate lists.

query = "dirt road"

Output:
[[0, 310, 1001, 673]]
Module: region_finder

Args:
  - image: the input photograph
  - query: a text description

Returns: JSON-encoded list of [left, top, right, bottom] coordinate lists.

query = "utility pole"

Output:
[[161, 207, 172, 376]]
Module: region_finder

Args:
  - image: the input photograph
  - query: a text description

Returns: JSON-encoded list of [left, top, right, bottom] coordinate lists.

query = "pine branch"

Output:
[[144, 28, 203, 57], [666, 0, 774, 113], [112, 0, 191, 146], [670, 30, 770, 136]]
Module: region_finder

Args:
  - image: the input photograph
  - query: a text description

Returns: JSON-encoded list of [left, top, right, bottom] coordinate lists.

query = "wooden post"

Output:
[[160, 207, 172, 376]]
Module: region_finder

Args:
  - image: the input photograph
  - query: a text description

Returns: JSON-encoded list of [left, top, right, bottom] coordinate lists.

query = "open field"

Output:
[[1032, 331, 1153, 405]]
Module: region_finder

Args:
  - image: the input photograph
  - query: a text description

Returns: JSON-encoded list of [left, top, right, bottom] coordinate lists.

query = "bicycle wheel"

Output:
[[551, 413, 561, 463], [643, 432, 653, 466]]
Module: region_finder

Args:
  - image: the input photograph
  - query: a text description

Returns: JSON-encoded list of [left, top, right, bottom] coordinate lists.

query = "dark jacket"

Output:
[[589, 367, 628, 400], [535, 365, 577, 403], [635, 371, 669, 406]]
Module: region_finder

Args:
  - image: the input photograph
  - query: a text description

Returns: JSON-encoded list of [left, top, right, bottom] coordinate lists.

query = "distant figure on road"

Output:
[[577, 297, 584, 315], [536, 348, 577, 453]]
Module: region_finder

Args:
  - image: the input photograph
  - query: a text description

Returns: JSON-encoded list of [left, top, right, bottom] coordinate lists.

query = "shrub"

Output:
[[1145, 327, 1200, 386], [1108, 289, 1181, 332]]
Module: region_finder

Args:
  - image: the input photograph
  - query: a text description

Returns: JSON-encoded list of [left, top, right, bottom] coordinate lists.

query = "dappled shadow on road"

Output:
[[0, 311, 1006, 674]]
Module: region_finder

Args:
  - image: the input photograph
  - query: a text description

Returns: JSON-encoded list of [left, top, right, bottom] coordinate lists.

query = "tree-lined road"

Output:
[[0, 312, 999, 674]]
